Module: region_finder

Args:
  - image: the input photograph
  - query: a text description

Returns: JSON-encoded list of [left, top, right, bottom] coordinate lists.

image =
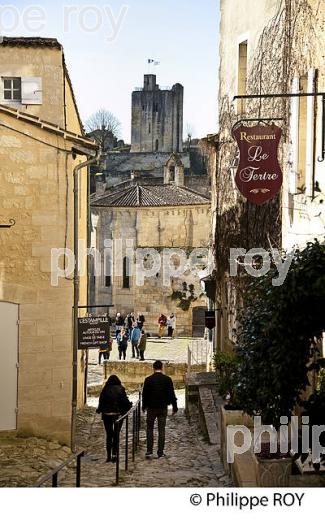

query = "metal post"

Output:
[[52, 473, 58, 487], [76, 453, 82, 487], [125, 414, 129, 471], [84, 348, 89, 404], [187, 346, 191, 377], [132, 410, 135, 462], [137, 402, 141, 448], [115, 422, 120, 485]]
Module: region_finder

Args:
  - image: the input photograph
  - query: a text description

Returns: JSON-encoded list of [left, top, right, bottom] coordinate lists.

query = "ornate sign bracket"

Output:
[[0, 218, 16, 229], [234, 92, 325, 162]]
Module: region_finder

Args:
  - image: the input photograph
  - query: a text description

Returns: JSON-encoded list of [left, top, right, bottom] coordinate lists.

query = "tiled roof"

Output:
[[1, 37, 62, 49], [91, 183, 210, 208]]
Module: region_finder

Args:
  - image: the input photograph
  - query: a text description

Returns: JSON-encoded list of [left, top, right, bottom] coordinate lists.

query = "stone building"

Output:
[[131, 74, 183, 153], [212, 0, 325, 351], [90, 158, 211, 335], [0, 37, 97, 444], [92, 74, 210, 197]]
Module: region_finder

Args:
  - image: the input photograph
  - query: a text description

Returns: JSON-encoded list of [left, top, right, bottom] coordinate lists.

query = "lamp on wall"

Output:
[[0, 218, 15, 229]]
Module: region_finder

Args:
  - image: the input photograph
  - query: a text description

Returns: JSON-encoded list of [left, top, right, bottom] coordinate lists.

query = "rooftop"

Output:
[[0, 37, 62, 49], [91, 183, 210, 208]]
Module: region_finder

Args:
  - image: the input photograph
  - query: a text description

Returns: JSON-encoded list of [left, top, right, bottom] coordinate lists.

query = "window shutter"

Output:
[[21, 77, 42, 105]]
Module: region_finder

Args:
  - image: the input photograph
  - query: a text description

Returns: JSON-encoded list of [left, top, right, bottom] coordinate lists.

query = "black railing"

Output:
[[35, 449, 85, 487], [115, 392, 141, 485], [34, 393, 142, 488]]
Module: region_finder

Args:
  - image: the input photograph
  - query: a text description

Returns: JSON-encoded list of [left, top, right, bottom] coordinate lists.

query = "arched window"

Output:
[[104, 255, 112, 288], [169, 165, 175, 182], [123, 256, 130, 289], [155, 139, 159, 151]]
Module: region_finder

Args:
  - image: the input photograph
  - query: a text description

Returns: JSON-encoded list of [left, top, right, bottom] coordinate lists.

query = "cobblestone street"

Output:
[[59, 399, 232, 488]]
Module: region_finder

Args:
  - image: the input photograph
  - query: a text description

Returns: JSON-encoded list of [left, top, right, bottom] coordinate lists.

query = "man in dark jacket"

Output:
[[142, 360, 178, 459]]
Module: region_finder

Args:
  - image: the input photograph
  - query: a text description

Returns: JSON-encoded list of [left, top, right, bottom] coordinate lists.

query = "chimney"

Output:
[[131, 170, 141, 180], [95, 172, 106, 195]]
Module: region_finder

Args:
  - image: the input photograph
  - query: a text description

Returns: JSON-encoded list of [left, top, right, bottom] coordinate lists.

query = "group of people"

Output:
[[115, 312, 147, 361], [97, 360, 178, 462], [98, 310, 177, 364]]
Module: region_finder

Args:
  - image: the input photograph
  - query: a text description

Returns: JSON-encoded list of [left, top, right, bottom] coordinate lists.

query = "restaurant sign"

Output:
[[78, 316, 110, 350], [233, 124, 282, 205]]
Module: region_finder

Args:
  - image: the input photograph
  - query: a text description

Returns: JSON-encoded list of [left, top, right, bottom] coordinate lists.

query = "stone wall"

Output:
[[91, 204, 211, 335], [0, 44, 67, 129], [0, 112, 88, 445]]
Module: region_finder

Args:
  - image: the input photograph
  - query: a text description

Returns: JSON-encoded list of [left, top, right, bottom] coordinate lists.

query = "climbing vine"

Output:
[[214, 0, 323, 324]]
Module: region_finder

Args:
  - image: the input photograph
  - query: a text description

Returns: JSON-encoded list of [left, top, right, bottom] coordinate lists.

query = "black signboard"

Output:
[[205, 310, 216, 330], [78, 316, 110, 350]]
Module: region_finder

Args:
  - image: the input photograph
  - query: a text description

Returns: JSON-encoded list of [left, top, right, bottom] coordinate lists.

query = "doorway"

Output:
[[192, 306, 207, 338], [0, 302, 19, 430]]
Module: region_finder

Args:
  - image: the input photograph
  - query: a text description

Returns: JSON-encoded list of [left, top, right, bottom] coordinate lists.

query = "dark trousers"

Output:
[[146, 408, 167, 456], [167, 326, 174, 338], [118, 346, 127, 360], [98, 351, 109, 364], [103, 414, 120, 460], [139, 349, 145, 360], [131, 342, 139, 358]]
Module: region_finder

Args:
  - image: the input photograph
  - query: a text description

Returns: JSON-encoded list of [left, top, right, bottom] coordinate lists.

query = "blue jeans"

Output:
[[132, 341, 139, 357]]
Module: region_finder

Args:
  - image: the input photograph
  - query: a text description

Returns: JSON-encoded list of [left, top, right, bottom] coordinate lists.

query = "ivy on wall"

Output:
[[235, 239, 325, 430]]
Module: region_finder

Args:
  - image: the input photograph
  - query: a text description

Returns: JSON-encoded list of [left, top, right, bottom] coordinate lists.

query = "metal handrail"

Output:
[[115, 391, 142, 485], [34, 449, 85, 487], [187, 338, 211, 376], [35, 393, 142, 488]]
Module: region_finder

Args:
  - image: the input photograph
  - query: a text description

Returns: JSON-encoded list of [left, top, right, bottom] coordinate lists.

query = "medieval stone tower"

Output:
[[131, 74, 183, 153]]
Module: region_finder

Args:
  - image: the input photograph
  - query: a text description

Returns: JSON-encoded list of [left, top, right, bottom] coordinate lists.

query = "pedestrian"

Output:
[[96, 375, 132, 462], [138, 329, 147, 361], [136, 312, 145, 330], [167, 313, 176, 339], [157, 313, 167, 338], [142, 360, 178, 459], [98, 338, 113, 364], [117, 327, 129, 360], [115, 312, 124, 340], [130, 323, 141, 358], [125, 313, 135, 333]]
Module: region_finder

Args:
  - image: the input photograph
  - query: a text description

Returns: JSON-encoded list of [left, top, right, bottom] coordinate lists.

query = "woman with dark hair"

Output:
[[97, 375, 132, 462]]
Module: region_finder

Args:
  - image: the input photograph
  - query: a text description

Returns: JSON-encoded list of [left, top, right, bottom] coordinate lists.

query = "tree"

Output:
[[235, 239, 325, 434], [185, 122, 195, 151], [85, 109, 122, 151]]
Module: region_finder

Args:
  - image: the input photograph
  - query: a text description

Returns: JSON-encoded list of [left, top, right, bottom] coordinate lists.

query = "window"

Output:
[[2, 76, 42, 104], [104, 255, 112, 288], [155, 139, 159, 151], [237, 41, 248, 113], [123, 257, 130, 289], [3, 77, 21, 101], [148, 122, 151, 134]]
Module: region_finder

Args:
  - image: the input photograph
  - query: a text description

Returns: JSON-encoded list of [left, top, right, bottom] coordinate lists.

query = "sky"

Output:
[[3, 0, 220, 142]]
